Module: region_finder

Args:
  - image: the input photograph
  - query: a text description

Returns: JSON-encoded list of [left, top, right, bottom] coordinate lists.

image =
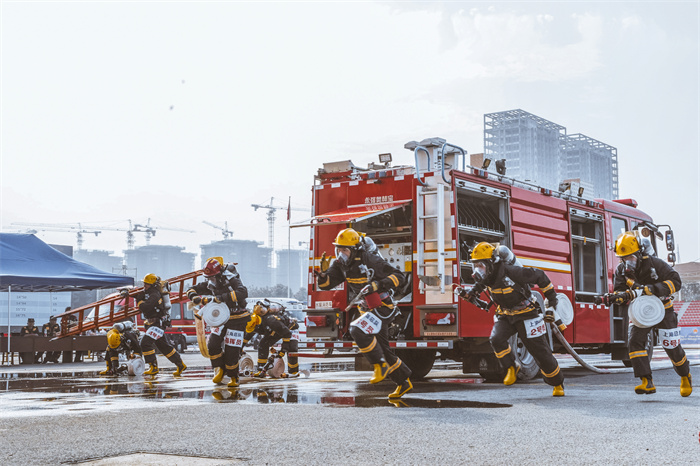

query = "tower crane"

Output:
[[126, 219, 195, 249], [202, 221, 234, 240], [12, 222, 105, 250], [250, 197, 307, 254]]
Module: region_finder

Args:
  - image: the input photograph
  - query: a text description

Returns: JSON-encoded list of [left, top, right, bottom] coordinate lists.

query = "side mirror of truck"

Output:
[[665, 230, 675, 252], [667, 252, 676, 265]]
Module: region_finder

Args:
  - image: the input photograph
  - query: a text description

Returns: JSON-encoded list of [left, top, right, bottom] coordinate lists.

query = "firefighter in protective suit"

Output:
[[599, 232, 691, 396], [100, 322, 143, 376], [316, 228, 412, 399], [187, 257, 249, 388], [247, 301, 300, 378], [132, 274, 186, 376], [458, 242, 565, 396]]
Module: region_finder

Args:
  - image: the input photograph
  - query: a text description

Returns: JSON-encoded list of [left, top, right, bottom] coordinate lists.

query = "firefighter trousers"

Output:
[[257, 336, 299, 374], [350, 311, 411, 385], [208, 318, 248, 378], [141, 325, 183, 368], [490, 313, 564, 387], [628, 310, 689, 379]]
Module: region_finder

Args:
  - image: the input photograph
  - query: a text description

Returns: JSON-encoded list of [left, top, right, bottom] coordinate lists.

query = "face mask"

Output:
[[335, 247, 351, 264], [472, 262, 488, 283], [622, 255, 638, 275]]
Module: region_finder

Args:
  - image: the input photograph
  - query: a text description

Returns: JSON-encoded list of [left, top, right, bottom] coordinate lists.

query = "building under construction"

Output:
[[124, 245, 195, 286], [484, 109, 618, 199]]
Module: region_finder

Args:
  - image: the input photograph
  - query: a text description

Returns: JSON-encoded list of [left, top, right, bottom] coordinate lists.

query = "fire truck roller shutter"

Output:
[[393, 349, 436, 380]]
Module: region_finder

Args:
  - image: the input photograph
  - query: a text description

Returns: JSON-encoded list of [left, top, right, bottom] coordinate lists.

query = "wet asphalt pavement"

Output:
[[1, 349, 699, 465]]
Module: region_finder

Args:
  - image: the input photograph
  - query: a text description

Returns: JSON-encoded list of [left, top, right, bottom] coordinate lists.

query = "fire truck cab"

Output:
[[297, 137, 676, 380]]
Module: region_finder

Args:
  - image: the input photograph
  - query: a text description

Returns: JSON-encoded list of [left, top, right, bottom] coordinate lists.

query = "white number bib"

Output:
[[291, 330, 300, 341], [210, 326, 223, 336], [224, 329, 244, 347], [658, 328, 681, 349], [524, 315, 547, 339], [145, 326, 164, 340], [350, 312, 382, 335]]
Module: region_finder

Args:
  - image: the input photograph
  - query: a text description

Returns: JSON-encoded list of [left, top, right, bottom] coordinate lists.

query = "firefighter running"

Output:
[[457, 242, 565, 396], [99, 322, 144, 376], [598, 232, 692, 397], [187, 257, 249, 388], [316, 228, 412, 399], [246, 300, 300, 379], [131, 273, 186, 376]]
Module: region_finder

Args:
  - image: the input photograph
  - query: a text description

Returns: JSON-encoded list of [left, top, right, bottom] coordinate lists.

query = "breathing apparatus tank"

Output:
[[494, 245, 522, 267], [160, 280, 172, 317]]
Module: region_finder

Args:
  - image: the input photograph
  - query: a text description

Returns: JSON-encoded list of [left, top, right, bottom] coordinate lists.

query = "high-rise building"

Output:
[[200, 239, 272, 288], [276, 248, 308, 294], [484, 109, 618, 199], [125, 245, 195, 285]]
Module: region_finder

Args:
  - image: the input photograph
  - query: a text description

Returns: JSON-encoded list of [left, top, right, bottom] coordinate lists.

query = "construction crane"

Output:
[[11, 222, 105, 250], [202, 221, 234, 240], [126, 219, 195, 249], [251, 197, 307, 254]]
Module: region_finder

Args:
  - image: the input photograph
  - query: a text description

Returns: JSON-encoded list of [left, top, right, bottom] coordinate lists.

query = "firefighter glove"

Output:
[[191, 295, 202, 305], [544, 309, 556, 323], [320, 252, 331, 273], [290, 319, 299, 330], [544, 290, 558, 309], [369, 281, 380, 293], [119, 289, 130, 298]]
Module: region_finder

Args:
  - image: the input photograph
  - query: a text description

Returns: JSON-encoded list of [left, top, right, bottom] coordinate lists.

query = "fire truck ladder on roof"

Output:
[[417, 182, 446, 294], [53, 270, 206, 339]]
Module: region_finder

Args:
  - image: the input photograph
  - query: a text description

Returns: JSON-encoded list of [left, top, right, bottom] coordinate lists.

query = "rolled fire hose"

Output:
[[548, 322, 610, 374], [188, 301, 210, 359]]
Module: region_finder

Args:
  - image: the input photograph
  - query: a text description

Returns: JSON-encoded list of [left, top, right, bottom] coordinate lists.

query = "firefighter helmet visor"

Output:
[[472, 261, 491, 283], [203, 258, 223, 277]]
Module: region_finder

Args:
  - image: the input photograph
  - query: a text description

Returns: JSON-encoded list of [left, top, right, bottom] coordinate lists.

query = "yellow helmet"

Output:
[[615, 232, 641, 257], [107, 329, 121, 349], [143, 273, 158, 285], [470, 242, 496, 261], [333, 228, 361, 247], [253, 303, 268, 316]]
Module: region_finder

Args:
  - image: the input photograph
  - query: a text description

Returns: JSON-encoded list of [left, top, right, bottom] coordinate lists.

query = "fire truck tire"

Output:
[[510, 334, 540, 381], [622, 329, 654, 367], [394, 349, 436, 380]]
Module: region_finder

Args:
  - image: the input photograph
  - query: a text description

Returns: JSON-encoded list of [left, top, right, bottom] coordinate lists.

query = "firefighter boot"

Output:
[[388, 378, 413, 399], [369, 362, 389, 384], [144, 363, 159, 376], [281, 372, 300, 379], [99, 361, 112, 376], [680, 374, 692, 397], [253, 368, 267, 378], [212, 367, 225, 384], [552, 384, 565, 397], [503, 362, 521, 386], [174, 362, 187, 377], [635, 377, 656, 394], [227, 376, 240, 388]]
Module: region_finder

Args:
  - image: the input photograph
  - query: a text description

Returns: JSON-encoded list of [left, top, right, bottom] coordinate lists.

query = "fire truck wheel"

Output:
[[395, 349, 436, 380], [510, 334, 540, 381], [622, 329, 654, 367]]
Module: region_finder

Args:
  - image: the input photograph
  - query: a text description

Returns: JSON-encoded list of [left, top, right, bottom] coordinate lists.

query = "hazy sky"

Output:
[[2, 1, 699, 265]]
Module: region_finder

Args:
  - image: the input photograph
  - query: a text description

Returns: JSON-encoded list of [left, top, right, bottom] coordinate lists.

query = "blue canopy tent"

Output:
[[1, 233, 134, 355]]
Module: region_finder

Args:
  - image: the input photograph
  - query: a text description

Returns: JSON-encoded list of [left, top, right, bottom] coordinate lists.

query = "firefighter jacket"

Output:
[[317, 249, 405, 309], [42, 322, 61, 338], [613, 255, 681, 310], [473, 262, 557, 316], [20, 325, 40, 336], [135, 287, 166, 321], [187, 272, 249, 315]]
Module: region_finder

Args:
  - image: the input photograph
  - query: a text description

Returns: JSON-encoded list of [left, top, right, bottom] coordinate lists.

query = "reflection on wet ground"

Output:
[[0, 368, 510, 416]]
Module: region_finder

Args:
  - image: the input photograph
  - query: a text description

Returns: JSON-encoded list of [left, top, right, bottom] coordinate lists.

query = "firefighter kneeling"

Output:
[[316, 228, 412, 399], [246, 301, 300, 379], [100, 322, 143, 376], [133, 273, 187, 377], [457, 242, 565, 397]]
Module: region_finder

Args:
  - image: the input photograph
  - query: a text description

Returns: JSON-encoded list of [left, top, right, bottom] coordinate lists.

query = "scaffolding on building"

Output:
[[560, 133, 618, 200]]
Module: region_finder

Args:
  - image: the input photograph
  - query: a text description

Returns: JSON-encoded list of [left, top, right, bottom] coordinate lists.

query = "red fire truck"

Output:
[[295, 137, 677, 380]]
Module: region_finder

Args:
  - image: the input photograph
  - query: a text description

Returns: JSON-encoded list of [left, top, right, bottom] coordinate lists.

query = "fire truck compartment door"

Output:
[[291, 201, 411, 228]]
